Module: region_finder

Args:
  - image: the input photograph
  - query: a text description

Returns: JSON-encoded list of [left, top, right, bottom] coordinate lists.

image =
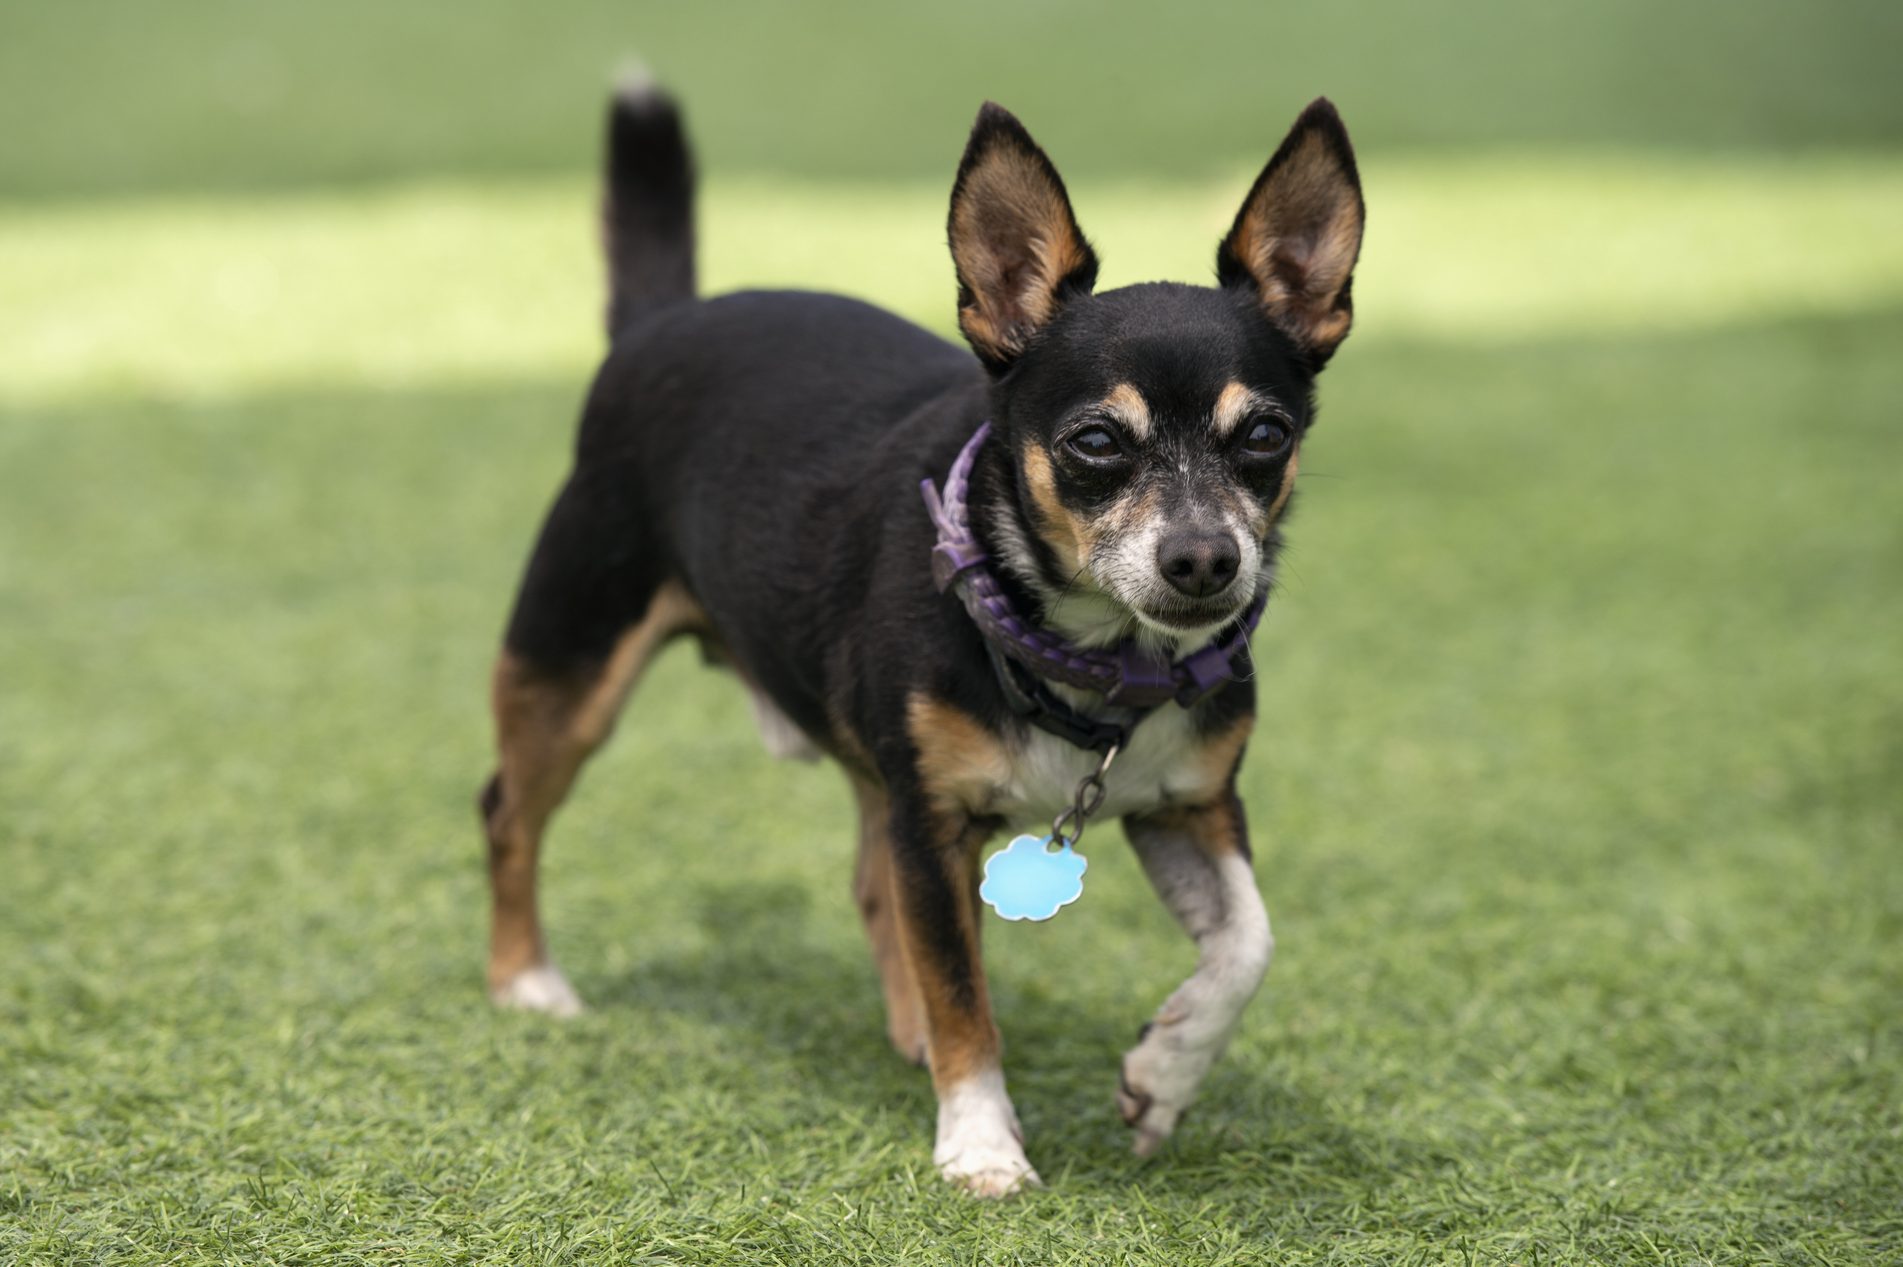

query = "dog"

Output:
[[477, 78, 1364, 1196]]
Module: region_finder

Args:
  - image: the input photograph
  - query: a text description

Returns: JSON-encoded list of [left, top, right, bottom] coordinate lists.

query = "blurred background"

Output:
[[3, 2, 1898, 1262]]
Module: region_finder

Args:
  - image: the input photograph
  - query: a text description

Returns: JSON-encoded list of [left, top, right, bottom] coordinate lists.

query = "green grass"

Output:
[[3, 182, 1900, 1256]]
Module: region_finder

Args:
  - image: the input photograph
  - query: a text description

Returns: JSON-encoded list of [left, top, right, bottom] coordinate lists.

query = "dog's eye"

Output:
[[1065, 425, 1125, 462], [1240, 418, 1291, 458]]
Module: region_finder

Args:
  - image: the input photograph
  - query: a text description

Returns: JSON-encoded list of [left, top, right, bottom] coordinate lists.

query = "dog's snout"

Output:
[[1156, 530, 1241, 598]]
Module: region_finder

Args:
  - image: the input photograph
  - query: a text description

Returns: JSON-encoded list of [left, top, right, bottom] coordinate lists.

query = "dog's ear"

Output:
[[1217, 98, 1365, 370], [947, 103, 1099, 373]]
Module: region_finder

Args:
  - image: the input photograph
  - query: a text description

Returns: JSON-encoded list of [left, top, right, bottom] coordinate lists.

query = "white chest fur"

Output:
[[905, 689, 1250, 829], [992, 703, 1218, 828]]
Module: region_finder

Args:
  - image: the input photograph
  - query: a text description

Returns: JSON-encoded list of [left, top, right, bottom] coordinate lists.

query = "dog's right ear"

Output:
[[947, 103, 1099, 373]]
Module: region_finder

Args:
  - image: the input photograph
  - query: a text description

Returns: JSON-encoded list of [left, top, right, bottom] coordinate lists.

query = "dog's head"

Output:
[[948, 100, 1363, 652]]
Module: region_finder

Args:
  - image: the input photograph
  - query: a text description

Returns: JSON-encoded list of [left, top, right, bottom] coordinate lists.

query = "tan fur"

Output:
[[892, 816, 999, 1091], [1211, 381, 1257, 438], [851, 774, 929, 1064], [1229, 130, 1362, 355], [1019, 443, 1090, 576], [1178, 713, 1255, 809], [1132, 796, 1250, 877], [907, 693, 1014, 818], [892, 698, 1009, 1087], [1266, 450, 1300, 526], [1100, 382, 1153, 440], [482, 581, 704, 990], [951, 147, 1092, 362]]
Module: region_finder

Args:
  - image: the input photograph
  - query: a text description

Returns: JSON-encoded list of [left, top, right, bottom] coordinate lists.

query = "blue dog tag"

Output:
[[980, 834, 1088, 921]]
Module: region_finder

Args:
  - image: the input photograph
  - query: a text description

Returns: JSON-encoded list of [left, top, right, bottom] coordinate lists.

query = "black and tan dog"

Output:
[[477, 79, 1364, 1195]]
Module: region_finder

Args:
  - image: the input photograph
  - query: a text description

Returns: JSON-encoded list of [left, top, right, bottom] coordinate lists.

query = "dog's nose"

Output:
[[1156, 530, 1241, 598]]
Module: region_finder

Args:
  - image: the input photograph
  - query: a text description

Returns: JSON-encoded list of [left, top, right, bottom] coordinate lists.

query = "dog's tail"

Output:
[[602, 70, 696, 337]]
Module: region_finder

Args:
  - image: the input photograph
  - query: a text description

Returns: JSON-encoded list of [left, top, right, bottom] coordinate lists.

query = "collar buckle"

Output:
[[1105, 644, 1177, 709], [930, 541, 989, 594]]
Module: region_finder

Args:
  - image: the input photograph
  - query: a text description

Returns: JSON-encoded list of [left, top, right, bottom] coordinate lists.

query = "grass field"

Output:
[[3, 3, 1901, 1262]]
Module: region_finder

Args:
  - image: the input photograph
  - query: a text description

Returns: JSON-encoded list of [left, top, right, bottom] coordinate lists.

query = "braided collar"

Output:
[[919, 421, 1265, 715]]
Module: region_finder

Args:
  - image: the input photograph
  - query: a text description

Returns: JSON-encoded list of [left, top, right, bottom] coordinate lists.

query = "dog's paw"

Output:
[[1117, 1020, 1215, 1156], [936, 1144, 1041, 1198], [490, 964, 585, 1018], [934, 1075, 1040, 1197]]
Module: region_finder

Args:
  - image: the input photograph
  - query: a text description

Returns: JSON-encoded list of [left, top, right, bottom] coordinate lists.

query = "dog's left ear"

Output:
[[1218, 98, 1365, 370], [948, 103, 1099, 373]]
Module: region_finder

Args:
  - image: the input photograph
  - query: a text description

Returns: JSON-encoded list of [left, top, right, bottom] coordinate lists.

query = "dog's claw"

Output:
[[1117, 1077, 1173, 1156], [1118, 1041, 1200, 1155]]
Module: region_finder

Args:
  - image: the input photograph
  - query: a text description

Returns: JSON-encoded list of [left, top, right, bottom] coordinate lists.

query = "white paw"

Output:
[[936, 1141, 1041, 1198], [934, 1072, 1040, 1197], [1118, 1018, 1222, 1156], [490, 964, 585, 1018], [932, 1156, 1035, 1194]]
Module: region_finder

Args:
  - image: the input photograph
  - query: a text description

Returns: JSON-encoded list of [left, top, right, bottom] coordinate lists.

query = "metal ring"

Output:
[[1049, 808, 1078, 845]]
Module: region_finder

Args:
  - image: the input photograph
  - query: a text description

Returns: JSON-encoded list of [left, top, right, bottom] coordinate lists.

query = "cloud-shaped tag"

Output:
[[980, 834, 1088, 921]]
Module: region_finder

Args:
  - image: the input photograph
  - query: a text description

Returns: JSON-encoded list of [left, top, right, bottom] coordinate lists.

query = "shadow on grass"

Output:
[[585, 872, 1442, 1204]]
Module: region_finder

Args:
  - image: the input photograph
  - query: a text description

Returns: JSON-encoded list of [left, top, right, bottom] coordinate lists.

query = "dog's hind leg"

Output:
[[1117, 794, 1273, 1155], [478, 475, 698, 1015], [849, 775, 929, 1065]]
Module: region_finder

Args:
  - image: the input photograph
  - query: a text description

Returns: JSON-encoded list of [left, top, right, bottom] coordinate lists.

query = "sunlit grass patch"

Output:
[[4, 152, 1902, 404]]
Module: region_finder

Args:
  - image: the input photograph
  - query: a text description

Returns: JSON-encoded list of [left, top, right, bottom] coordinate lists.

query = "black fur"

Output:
[[603, 82, 696, 337]]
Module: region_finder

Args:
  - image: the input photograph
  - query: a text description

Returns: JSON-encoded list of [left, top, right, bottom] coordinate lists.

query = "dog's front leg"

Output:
[[886, 793, 1037, 1197], [1118, 792, 1273, 1155]]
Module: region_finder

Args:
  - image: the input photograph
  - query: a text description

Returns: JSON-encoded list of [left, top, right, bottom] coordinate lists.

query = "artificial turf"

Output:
[[3, 2, 1900, 1256], [3, 231, 1898, 1259]]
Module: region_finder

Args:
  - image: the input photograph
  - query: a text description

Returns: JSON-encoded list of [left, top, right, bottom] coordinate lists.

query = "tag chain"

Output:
[[1048, 740, 1122, 850]]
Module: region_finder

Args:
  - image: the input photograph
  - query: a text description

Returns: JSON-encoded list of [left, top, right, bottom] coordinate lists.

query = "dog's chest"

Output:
[[993, 706, 1218, 827]]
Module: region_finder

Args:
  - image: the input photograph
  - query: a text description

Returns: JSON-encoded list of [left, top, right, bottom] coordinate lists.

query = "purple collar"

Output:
[[920, 421, 1265, 712]]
